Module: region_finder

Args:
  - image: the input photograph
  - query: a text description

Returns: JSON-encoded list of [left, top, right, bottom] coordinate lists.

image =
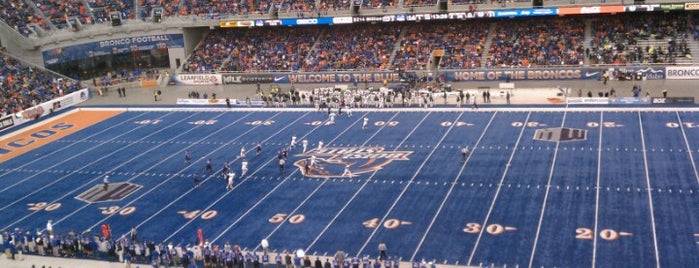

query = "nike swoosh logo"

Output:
[[274, 76, 285, 82], [585, 72, 600, 77]]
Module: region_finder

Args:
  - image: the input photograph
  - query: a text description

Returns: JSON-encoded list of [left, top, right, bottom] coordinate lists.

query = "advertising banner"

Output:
[[609, 66, 666, 80], [0, 88, 91, 133], [558, 5, 625, 15], [42, 34, 184, 66], [665, 66, 699, 80], [176, 98, 265, 106], [608, 97, 650, 105], [221, 74, 275, 84], [651, 97, 695, 104], [270, 72, 402, 84], [170, 74, 222, 85], [685, 2, 699, 10], [566, 97, 609, 105], [445, 68, 603, 82]]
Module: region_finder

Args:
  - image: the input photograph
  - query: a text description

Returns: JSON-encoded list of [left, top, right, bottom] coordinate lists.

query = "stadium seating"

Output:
[[0, 0, 46, 36], [391, 21, 488, 70], [362, 0, 400, 9], [182, 27, 319, 73], [139, 0, 182, 20], [589, 13, 691, 65], [0, 52, 80, 116], [302, 24, 400, 71], [34, 0, 91, 29], [225, 27, 319, 72], [485, 17, 585, 68], [176, 12, 698, 73], [88, 0, 134, 23], [319, 0, 352, 11]]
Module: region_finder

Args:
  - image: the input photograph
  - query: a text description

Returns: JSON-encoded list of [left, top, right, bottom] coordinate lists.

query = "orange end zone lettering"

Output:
[[0, 110, 122, 163]]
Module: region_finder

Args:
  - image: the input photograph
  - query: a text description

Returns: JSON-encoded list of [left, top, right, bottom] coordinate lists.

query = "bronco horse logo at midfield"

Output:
[[293, 147, 412, 178]]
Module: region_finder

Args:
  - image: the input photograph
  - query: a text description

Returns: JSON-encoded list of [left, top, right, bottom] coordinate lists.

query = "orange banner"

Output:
[[558, 5, 625, 15]]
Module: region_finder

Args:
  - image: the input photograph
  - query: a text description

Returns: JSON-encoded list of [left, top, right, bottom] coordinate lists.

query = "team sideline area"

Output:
[[1, 106, 698, 268]]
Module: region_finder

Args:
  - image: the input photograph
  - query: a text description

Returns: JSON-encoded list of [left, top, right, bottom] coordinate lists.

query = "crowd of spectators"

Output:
[[0, 52, 81, 117], [88, 0, 135, 23], [303, 25, 400, 71], [318, 0, 351, 11], [34, 0, 91, 30], [178, 0, 247, 18], [182, 30, 240, 73], [403, 0, 439, 7], [139, 0, 181, 20], [182, 27, 319, 73], [588, 13, 692, 65], [2, 224, 409, 268], [391, 21, 487, 70], [361, 0, 400, 9], [221, 27, 320, 72], [178, 13, 697, 74], [485, 17, 585, 68], [0, 0, 46, 36]]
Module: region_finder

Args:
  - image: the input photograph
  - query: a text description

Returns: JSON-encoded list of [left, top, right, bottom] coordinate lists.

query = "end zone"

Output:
[[0, 110, 122, 163]]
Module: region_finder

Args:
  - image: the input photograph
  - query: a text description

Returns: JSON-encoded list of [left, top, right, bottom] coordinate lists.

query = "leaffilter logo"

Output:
[[293, 147, 412, 178]]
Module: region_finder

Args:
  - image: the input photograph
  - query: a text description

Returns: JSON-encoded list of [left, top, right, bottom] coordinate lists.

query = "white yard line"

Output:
[[356, 111, 464, 256], [528, 109, 570, 267], [208, 112, 373, 243], [0, 112, 151, 193], [467, 112, 532, 266], [592, 112, 604, 268], [637, 111, 661, 268], [675, 111, 699, 185], [410, 112, 498, 261]]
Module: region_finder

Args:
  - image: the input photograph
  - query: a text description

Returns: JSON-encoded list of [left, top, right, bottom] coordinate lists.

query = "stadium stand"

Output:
[[362, 0, 400, 9], [0, 0, 46, 36], [391, 21, 488, 70], [588, 12, 692, 65], [319, 0, 352, 11], [0, 51, 80, 117], [139, 0, 182, 20], [34, 0, 91, 30], [174, 12, 698, 74], [302, 24, 401, 71], [88, 0, 135, 23], [221, 27, 319, 72], [485, 17, 585, 68], [182, 27, 319, 73], [181, 30, 239, 73]]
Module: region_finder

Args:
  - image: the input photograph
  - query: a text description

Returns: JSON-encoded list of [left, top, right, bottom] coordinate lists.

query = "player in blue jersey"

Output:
[[193, 172, 200, 188], [206, 159, 213, 175], [185, 150, 191, 164]]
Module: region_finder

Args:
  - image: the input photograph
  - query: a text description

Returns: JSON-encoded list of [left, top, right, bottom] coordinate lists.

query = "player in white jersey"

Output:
[[310, 155, 317, 167], [226, 172, 236, 190], [345, 105, 352, 117], [328, 112, 336, 124], [318, 141, 324, 150], [362, 117, 369, 129], [291, 136, 297, 148], [240, 147, 246, 158], [302, 139, 308, 153], [241, 158, 248, 177], [342, 164, 352, 177]]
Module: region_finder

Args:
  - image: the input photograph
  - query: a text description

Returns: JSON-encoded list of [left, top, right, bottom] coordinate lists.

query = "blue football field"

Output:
[[0, 107, 698, 268]]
